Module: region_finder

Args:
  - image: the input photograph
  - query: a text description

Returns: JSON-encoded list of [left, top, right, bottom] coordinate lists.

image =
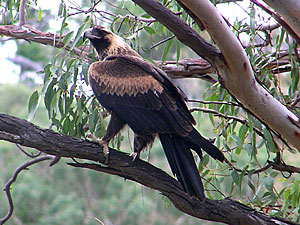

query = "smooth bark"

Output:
[[262, 0, 300, 38], [132, 0, 300, 150]]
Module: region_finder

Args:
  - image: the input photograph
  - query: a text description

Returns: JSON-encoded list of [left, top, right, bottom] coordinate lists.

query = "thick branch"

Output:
[[177, 0, 300, 150], [131, 0, 300, 150], [131, 0, 221, 64], [155, 59, 216, 83], [0, 114, 296, 225]]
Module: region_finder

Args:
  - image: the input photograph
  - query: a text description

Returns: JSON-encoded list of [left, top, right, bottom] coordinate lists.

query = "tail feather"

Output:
[[159, 133, 205, 200], [187, 128, 224, 162]]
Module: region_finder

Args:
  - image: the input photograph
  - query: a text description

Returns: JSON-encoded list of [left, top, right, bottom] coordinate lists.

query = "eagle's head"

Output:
[[83, 26, 138, 60]]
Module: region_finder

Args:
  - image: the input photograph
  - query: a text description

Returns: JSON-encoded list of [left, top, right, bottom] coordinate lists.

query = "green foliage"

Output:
[[0, 84, 208, 225], [1, 0, 300, 224], [28, 90, 40, 121]]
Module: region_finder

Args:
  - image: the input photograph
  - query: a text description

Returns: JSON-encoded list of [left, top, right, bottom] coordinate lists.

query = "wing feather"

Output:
[[89, 55, 195, 136]]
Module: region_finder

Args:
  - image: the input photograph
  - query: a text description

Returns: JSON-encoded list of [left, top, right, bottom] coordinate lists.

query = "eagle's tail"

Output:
[[186, 128, 225, 162], [159, 133, 205, 200]]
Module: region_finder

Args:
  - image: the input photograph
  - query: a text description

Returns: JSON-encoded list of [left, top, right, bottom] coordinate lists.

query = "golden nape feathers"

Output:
[[83, 26, 140, 60]]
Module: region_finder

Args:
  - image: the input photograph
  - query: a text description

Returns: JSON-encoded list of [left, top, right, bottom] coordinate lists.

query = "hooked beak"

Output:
[[83, 28, 101, 41]]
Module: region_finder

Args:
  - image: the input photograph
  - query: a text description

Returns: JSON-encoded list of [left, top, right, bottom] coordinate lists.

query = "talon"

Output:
[[86, 133, 97, 142], [87, 134, 109, 163], [98, 139, 110, 163], [130, 152, 140, 162]]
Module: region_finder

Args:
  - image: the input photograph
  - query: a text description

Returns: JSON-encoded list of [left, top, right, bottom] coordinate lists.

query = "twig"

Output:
[[15, 144, 42, 158], [201, 176, 226, 197], [19, 0, 26, 26], [269, 160, 300, 174], [0, 155, 54, 225], [240, 23, 280, 33], [290, 95, 300, 107], [225, 157, 272, 175], [225, 149, 300, 176], [190, 107, 264, 137], [151, 35, 175, 49], [188, 99, 241, 107], [251, 0, 300, 46], [68, 0, 103, 17]]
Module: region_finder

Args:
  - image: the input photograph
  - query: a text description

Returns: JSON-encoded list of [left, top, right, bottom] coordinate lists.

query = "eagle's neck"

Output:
[[100, 35, 140, 60]]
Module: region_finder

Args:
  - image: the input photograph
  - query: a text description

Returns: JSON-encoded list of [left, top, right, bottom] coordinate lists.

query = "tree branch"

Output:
[[131, 0, 221, 64], [0, 113, 297, 225], [251, 0, 300, 46], [260, 0, 300, 40], [130, 0, 300, 150], [19, 0, 26, 26], [0, 25, 216, 82], [190, 107, 265, 137], [155, 59, 217, 82], [0, 22, 294, 83], [0, 155, 54, 225], [0, 24, 89, 59]]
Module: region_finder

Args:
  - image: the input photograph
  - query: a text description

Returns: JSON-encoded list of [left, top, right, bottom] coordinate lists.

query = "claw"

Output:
[[87, 134, 109, 163], [98, 139, 110, 163], [86, 133, 97, 142]]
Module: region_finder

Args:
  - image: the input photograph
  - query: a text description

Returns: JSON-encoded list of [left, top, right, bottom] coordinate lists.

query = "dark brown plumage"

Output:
[[83, 26, 224, 200]]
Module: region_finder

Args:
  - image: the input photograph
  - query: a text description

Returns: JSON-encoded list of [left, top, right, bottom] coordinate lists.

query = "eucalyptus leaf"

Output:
[[28, 91, 40, 121], [162, 38, 173, 64]]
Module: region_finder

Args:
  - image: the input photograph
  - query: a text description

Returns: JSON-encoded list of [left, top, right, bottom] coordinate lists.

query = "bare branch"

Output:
[[190, 107, 265, 137], [155, 59, 217, 82], [151, 35, 175, 49], [0, 155, 54, 225], [188, 99, 240, 107], [15, 144, 42, 158], [67, 0, 102, 17], [0, 25, 89, 60]]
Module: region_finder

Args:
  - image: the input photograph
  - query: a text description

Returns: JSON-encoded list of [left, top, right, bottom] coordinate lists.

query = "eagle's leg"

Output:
[[132, 134, 155, 161], [89, 112, 125, 163]]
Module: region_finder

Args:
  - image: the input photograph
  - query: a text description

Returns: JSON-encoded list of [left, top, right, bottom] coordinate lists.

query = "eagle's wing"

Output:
[[88, 55, 194, 137]]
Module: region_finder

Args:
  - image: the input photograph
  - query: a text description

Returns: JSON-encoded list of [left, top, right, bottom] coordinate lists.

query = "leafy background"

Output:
[[0, 0, 299, 224]]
